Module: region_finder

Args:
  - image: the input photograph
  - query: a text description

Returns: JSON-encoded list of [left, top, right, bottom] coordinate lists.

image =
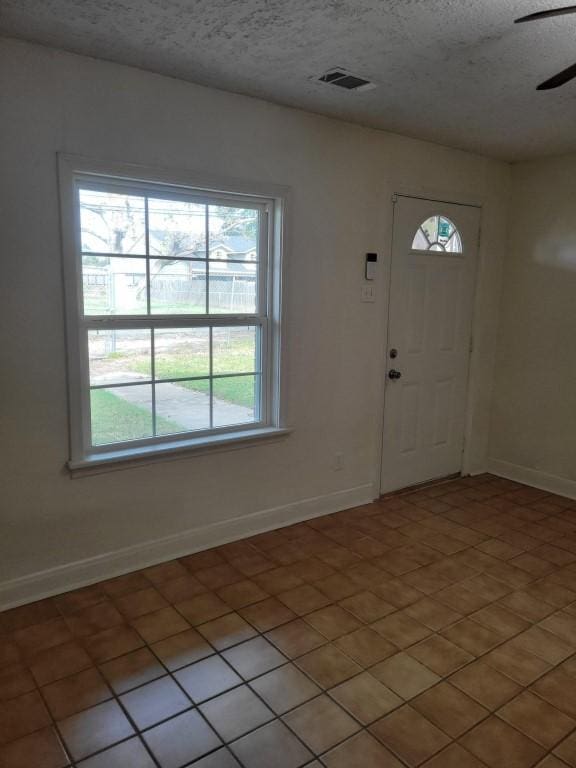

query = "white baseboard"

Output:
[[487, 458, 576, 501], [0, 483, 376, 611]]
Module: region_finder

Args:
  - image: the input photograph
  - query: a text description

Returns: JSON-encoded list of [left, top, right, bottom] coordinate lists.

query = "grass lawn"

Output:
[[90, 389, 181, 445], [134, 338, 256, 407]]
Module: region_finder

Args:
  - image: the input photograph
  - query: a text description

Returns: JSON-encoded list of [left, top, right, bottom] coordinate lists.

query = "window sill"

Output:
[[68, 426, 292, 477]]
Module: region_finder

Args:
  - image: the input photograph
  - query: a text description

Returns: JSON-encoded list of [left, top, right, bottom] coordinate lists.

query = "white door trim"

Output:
[[377, 193, 483, 495]]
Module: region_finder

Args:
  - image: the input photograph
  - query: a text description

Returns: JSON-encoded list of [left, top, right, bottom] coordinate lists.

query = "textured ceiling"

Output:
[[2, 0, 576, 160]]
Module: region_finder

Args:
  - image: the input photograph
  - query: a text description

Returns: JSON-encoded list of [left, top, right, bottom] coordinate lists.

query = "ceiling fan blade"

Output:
[[537, 61, 576, 88], [515, 5, 576, 22]]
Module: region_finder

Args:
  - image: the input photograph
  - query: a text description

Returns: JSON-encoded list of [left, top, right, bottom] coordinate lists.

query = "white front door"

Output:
[[380, 195, 481, 494]]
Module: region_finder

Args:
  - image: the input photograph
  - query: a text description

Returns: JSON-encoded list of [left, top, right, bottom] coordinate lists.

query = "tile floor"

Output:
[[2, 474, 576, 766]]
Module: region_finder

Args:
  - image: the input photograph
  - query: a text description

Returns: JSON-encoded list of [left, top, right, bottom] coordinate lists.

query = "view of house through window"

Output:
[[71, 179, 275, 454]]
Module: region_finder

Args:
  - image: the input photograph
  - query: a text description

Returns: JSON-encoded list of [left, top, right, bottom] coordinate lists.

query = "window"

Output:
[[412, 215, 463, 253], [60, 157, 287, 469]]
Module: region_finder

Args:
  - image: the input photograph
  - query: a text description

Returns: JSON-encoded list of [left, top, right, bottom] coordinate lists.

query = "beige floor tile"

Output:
[[217, 580, 269, 609], [531, 668, 576, 719], [276, 585, 331, 616], [329, 671, 402, 724], [113, 587, 168, 619], [322, 731, 404, 767], [200, 685, 273, 741], [370, 704, 451, 767], [314, 573, 361, 601], [485, 641, 551, 686], [422, 742, 489, 767], [498, 690, 576, 749], [83, 624, 145, 664], [540, 611, 576, 644], [144, 561, 189, 586], [304, 605, 361, 640], [144, 709, 222, 768], [0, 691, 51, 746], [553, 731, 576, 766], [191, 748, 241, 768], [335, 627, 396, 666], [151, 628, 214, 671], [42, 667, 111, 720], [230, 720, 312, 768], [404, 597, 463, 631], [156, 574, 208, 603], [0, 663, 36, 702], [435, 584, 490, 614], [450, 659, 522, 710], [460, 716, 546, 768], [412, 681, 488, 737], [99, 647, 165, 693], [0, 726, 69, 768], [239, 598, 296, 632], [407, 634, 473, 676], [28, 641, 92, 685], [58, 700, 134, 761], [249, 663, 320, 714], [12, 617, 73, 656], [371, 651, 440, 699], [120, 675, 191, 729], [66, 602, 124, 639], [471, 603, 530, 638], [339, 591, 395, 623], [253, 567, 304, 595], [198, 613, 257, 650], [441, 618, 504, 656], [372, 612, 432, 648], [222, 637, 286, 679], [75, 737, 156, 768], [510, 626, 573, 664], [499, 591, 556, 623], [176, 593, 231, 626], [296, 643, 361, 688], [175, 655, 242, 703], [373, 578, 425, 608], [264, 619, 326, 658], [283, 694, 360, 753], [130, 606, 190, 644]]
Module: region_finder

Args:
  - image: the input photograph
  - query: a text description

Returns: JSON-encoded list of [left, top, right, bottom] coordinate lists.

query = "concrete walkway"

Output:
[[104, 374, 253, 429]]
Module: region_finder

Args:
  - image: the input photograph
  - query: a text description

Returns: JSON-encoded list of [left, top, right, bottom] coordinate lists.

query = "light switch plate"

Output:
[[361, 284, 376, 302]]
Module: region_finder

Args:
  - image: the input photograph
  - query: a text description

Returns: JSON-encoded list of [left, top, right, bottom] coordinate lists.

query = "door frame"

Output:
[[376, 191, 483, 496]]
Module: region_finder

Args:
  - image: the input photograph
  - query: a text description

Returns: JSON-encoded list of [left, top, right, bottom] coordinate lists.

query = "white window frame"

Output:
[[59, 155, 289, 472]]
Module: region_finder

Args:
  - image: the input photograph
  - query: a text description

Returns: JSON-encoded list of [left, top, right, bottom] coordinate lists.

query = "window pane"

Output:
[[212, 326, 258, 375], [213, 375, 258, 427], [208, 205, 258, 262], [90, 385, 153, 445], [80, 189, 146, 255], [155, 380, 210, 435], [148, 198, 207, 259], [154, 328, 210, 380], [88, 329, 151, 386], [82, 256, 147, 315], [208, 272, 256, 314], [150, 259, 206, 314]]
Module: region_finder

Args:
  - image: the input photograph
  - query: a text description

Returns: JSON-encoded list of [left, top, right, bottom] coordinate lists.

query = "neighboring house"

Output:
[[83, 233, 257, 313]]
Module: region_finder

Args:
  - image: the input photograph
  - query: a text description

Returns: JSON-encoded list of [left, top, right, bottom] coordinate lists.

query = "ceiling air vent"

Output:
[[318, 69, 377, 92]]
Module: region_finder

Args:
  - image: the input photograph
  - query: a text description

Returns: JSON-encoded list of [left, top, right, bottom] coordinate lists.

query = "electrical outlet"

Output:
[[334, 452, 344, 471], [361, 284, 376, 302]]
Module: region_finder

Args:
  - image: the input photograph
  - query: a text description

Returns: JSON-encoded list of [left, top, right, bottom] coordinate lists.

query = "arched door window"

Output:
[[412, 215, 463, 253]]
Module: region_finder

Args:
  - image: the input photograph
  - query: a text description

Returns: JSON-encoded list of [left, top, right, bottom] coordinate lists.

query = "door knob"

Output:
[[388, 369, 402, 380]]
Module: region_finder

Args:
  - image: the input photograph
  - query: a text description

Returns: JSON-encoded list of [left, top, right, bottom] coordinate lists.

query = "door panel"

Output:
[[380, 196, 480, 493]]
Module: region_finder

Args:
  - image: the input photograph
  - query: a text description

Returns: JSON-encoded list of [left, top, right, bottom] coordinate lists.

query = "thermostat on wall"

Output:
[[365, 252, 377, 280]]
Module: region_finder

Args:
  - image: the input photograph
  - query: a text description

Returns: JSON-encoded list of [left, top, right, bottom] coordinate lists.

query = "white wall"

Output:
[[489, 153, 576, 495], [0, 38, 510, 605]]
